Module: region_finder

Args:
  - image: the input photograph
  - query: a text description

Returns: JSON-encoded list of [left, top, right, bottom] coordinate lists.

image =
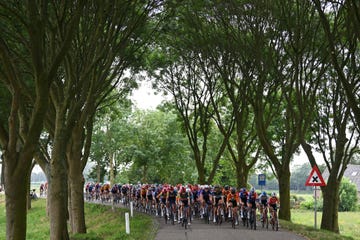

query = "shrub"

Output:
[[339, 177, 358, 211], [299, 198, 323, 211]]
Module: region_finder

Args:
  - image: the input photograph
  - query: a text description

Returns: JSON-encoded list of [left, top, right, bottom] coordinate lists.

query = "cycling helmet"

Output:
[[262, 191, 266, 196], [272, 192, 276, 197], [231, 187, 236, 194], [225, 185, 229, 191], [250, 187, 255, 193]]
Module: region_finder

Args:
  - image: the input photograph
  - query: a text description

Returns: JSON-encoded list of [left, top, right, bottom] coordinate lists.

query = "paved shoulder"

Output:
[[155, 218, 307, 240]]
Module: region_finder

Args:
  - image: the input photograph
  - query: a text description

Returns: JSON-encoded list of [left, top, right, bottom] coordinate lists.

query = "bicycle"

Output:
[[261, 204, 269, 229], [228, 205, 239, 229], [180, 205, 190, 229], [168, 202, 176, 225], [202, 202, 212, 224], [241, 205, 248, 227], [248, 204, 257, 230], [215, 203, 225, 225], [270, 205, 279, 231]]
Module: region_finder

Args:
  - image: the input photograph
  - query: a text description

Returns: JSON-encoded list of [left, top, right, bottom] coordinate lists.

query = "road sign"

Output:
[[258, 174, 266, 186], [305, 165, 326, 186]]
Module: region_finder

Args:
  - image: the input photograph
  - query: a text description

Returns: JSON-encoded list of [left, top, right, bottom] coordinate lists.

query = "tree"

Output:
[[176, 1, 263, 188], [303, 74, 360, 233], [89, 106, 194, 185], [32, 2, 162, 236], [313, 0, 360, 130], [0, 2, 83, 239], [244, 0, 327, 221]]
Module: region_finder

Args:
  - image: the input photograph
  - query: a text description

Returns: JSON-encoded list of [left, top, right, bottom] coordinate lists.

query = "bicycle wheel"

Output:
[[164, 208, 167, 224], [170, 211, 174, 225]]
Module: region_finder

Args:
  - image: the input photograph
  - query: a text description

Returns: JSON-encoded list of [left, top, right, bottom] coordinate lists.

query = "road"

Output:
[[155, 217, 308, 240]]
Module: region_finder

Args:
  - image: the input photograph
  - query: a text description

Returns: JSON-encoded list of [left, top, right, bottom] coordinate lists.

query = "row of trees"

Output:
[[143, 0, 360, 233], [0, 0, 359, 239], [0, 1, 166, 239]]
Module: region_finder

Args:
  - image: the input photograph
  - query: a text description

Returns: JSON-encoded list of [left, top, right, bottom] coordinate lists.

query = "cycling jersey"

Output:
[[179, 192, 190, 206], [201, 189, 212, 205], [227, 193, 239, 207], [167, 190, 177, 204], [213, 189, 223, 206], [259, 194, 268, 206]]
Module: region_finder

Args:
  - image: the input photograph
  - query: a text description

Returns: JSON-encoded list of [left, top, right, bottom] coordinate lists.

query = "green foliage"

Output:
[[299, 197, 323, 211], [89, 106, 195, 184], [339, 178, 358, 212]]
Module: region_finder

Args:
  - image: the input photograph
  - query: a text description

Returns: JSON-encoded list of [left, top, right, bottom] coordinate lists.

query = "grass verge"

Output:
[[0, 195, 157, 240], [280, 209, 359, 240]]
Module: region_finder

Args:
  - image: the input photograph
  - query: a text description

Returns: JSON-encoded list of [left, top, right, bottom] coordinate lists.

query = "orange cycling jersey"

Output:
[[227, 193, 239, 203]]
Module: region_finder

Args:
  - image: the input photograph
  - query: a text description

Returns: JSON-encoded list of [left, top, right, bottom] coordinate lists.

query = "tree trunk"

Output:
[[110, 152, 114, 186], [321, 175, 340, 233], [235, 164, 249, 189], [4, 153, 31, 240], [278, 168, 291, 221], [67, 133, 87, 234], [48, 122, 70, 239], [68, 165, 86, 234], [195, 160, 206, 184], [48, 158, 69, 240]]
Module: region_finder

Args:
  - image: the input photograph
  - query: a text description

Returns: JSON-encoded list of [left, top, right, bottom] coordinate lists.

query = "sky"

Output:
[[131, 81, 165, 110]]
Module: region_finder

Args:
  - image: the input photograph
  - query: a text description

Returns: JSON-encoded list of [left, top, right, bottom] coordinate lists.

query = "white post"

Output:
[[130, 201, 134, 217], [125, 212, 130, 234]]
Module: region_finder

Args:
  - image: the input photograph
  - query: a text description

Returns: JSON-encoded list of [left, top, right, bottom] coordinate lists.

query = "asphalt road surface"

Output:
[[155, 217, 308, 240]]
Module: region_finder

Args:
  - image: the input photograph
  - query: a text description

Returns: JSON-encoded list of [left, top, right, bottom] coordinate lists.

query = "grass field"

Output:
[[285, 209, 360, 240]]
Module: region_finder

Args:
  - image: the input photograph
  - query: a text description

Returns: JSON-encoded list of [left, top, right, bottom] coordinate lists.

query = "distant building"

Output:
[[322, 164, 360, 198]]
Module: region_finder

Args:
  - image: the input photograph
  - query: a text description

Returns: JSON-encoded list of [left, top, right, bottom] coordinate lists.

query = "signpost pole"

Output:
[[314, 186, 317, 229], [305, 165, 326, 230]]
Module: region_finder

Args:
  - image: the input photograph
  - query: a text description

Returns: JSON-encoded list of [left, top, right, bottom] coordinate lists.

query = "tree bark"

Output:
[[278, 167, 291, 221], [321, 177, 340, 233], [48, 118, 70, 239], [68, 165, 86, 233], [67, 128, 87, 234], [4, 154, 30, 240], [235, 164, 249, 189]]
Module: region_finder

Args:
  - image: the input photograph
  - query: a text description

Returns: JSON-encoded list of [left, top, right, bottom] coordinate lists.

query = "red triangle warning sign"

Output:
[[305, 165, 326, 186]]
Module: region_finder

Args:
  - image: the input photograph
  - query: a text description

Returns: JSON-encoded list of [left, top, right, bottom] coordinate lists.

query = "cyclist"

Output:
[[140, 184, 147, 208], [223, 185, 231, 220], [212, 184, 224, 223], [227, 187, 240, 225], [146, 185, 155, 213], [156, 185, 168, 217], [177, 186, 191, 225], [239, 187, 248, 218], [258, 191, 268, 221], [268, 192, 280, 219], [199, 185, 212, 219], [247, 187, 258, 219], [166, 186, 178, 222]]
